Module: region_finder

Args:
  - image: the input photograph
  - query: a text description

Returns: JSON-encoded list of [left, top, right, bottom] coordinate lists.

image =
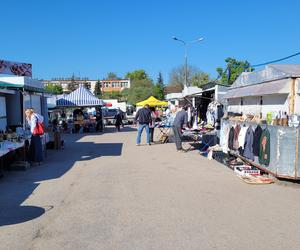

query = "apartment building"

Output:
[[43, 77, 130, 94]]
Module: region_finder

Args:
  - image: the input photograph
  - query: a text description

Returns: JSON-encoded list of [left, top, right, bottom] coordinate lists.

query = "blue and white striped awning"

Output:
[[56, 84, 105, 107]]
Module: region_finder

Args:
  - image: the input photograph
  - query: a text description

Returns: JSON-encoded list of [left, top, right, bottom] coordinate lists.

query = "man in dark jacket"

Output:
[[135, 104, 152, 145], [173, 105, 189, 151]]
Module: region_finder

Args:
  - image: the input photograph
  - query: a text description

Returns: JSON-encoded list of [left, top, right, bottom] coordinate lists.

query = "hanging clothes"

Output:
[[233, 124, 241, 150], [220, 124, 230, 153], [206, 101, 221, 126], [259, 129, 271, 166], [238, 125, 248, 150], [253, 125, 262, 156], [243, 126, 254, 161], [228, 126, 235, 150]]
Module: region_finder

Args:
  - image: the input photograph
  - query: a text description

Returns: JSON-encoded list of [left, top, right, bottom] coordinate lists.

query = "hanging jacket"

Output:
[[259, 129, 271, 166], [243, 126, 254, 161], [253, 125, 262, 156], [238, 126, 248, 150], [228, 127, 234, 150], [233, 124, 241, 150]]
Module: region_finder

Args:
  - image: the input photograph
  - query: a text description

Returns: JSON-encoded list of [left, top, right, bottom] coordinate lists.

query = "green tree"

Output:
[[127, 78, 154, 105], [216, 57, 253, 85], [102, 91, 121, 100], [125, 69, 148, 81], [191, 71, 211, 87], [45, 83, 63, 95], [152, 72, 165, 100], [120, 88, 129, 102], [106, 72, 119, 80], [125, 69, 154, 105], [94, 80, 102, 98]]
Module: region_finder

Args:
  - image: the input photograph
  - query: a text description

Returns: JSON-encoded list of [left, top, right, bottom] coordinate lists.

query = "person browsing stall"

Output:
[[149, 107, 158, 143], [173, 105, 189, 152], [135, 104, 152, 146], [25, 108, 44, 164]]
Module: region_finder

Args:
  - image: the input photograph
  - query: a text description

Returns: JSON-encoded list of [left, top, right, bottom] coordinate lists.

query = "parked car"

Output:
[[102, 108, 126, 125]]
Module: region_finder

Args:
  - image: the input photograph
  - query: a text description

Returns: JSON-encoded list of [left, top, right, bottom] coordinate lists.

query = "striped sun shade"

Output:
[[56, 84, 105, 107]]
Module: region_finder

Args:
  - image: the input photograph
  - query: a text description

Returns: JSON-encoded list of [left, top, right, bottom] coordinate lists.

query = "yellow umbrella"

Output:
[[136, 96, 168, 107]]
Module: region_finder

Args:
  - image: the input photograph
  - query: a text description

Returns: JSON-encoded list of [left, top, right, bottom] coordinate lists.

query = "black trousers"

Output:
[[149, 127, 154, 142], [173, 127, 182, 150]]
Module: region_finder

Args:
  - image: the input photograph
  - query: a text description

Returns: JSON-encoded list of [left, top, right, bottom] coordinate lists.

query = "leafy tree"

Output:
[[216, 57, 253, 85], [94, 80, 102, 98], [169, 65, 207, 87], [120, 88, 129, 102], [102, 91, 121, 100], [125, 69, 154, 105], [125, 69, 148, 81], [191, 71, 211, 87], [106, 72, 119, 80], [152, 72, 165, 100], [45, 83, 63, 95], [127, 78, 154, 105]]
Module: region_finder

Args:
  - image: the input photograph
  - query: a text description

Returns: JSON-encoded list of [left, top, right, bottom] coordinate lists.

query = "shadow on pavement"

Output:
[[102, 125, 137, 134], [0, 133, 123, 226]]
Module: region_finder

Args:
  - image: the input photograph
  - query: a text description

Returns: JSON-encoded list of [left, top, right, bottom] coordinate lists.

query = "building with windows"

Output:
[[43, 77, 131, 94]]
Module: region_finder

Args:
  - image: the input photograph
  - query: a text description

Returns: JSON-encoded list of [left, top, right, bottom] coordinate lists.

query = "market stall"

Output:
[[0, 60, 49, 176], [56, 84, 105, 133], [0, 76, 48, 128], [220, 64, 300, 179], [136, 96, 168, 107]]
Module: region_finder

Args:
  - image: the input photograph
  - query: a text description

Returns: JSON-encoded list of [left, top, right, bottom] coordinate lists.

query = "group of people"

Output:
[[25, 103, 190, 166], [134, 104, 190, 151]]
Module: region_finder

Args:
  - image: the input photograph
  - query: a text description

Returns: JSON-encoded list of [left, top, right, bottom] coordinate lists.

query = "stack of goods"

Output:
[[228, 114, 263, 124], [225, 157, 244, 169], [237, 174, 274, 185]]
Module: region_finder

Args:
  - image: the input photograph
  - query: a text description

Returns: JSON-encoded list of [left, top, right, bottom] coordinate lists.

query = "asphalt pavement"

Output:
[[1, 126, 300, 250]]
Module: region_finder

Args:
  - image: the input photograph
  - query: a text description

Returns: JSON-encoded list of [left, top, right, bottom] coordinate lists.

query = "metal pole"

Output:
[[184, 46, 188, 87], [172, 36, 204, 88]]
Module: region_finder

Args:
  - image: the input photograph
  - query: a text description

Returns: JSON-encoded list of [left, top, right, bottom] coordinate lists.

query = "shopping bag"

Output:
[[33, 122, 45, 135]]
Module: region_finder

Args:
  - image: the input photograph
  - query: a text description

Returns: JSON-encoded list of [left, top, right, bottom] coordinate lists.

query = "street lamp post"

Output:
[[172, 36, 204, 88]]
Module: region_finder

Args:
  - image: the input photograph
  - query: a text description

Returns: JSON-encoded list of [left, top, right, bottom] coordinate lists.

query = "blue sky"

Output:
[[1, 0, 300, 82]]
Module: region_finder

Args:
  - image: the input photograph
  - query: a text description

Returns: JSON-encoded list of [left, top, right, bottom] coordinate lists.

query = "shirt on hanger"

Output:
[[259, 128, 271, 166], [243, 126, 254, 161]]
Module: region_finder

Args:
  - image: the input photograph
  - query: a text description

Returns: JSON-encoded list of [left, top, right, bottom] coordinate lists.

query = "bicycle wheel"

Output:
[[181, 135, 193, 151]]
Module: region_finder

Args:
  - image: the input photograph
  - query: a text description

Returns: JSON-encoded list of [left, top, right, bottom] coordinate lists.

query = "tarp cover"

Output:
[[0, 76, 44, 92], [232, 64, 300, 88], [136, 96, 168, 107], [225, 79, 291, 99], [56, 84, 105, 107]]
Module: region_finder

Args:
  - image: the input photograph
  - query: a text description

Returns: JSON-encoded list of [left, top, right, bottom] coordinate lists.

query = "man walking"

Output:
[[173, 105, 189, 152], [135, 104, 152, 146]]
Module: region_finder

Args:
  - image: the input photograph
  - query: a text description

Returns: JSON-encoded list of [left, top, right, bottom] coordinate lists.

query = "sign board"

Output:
[[0, 59, 32, 77]]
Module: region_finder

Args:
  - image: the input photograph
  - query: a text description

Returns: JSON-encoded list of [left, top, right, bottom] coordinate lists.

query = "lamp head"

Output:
[[172, 36, 178, 40]]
